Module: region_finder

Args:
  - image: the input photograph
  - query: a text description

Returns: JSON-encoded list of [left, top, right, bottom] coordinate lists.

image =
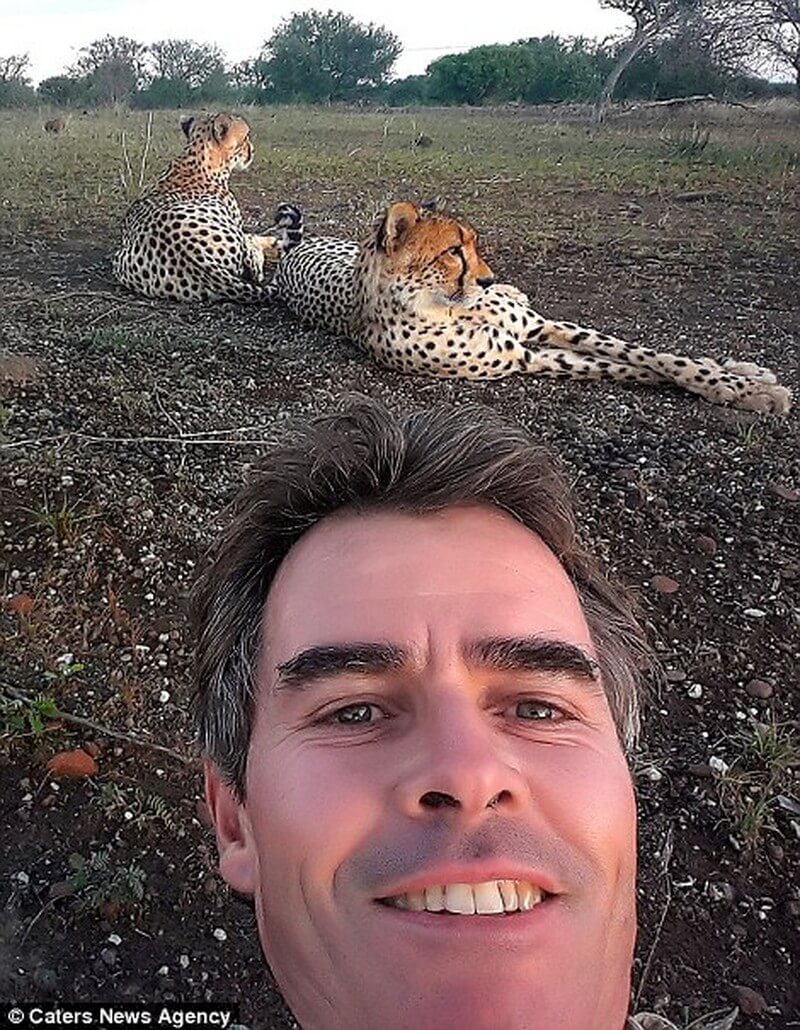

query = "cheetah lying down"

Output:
[[273, 201, 791, 413]]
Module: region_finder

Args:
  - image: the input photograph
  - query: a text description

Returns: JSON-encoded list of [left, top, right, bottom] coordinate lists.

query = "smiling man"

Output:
[[193, 400, 651, 1030]]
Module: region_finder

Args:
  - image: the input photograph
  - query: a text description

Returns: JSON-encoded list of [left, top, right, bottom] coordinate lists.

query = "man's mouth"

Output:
[[378, 879, 548, 916]]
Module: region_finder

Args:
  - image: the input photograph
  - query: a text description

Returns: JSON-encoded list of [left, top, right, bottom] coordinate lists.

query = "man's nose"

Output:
[[395, 700, 528, 821]]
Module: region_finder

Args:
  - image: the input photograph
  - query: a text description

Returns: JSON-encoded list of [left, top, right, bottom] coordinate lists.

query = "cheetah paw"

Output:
[[734, 383, 792, 414], [722, 358, 778, 384]]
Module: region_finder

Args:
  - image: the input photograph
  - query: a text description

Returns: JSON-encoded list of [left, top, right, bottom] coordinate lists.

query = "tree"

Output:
[[740, 0, 800, 89], [131, 76, 194, 109], [148, 39, 225, 88], [71, 35, 149, 104], [38, 74, 92, 107], [426, 38, 608, 106], [594, 0, 701, 120], [616, 24, 767, 96], [0, 53, 36, 107], [0, 54, 30, 83], [259, 10, 401, 102]]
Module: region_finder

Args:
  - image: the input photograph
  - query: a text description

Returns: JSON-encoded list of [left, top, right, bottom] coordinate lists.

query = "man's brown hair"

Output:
[[192, 399, 650, 799]]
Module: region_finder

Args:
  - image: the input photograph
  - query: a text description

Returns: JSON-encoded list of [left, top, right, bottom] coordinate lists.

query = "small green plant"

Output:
[[0, 692, 58, 739], [43, 659, 85, 682], [81, 326, 140, 353], [66, 847, 147, 914], [21, 491, 96, 545], [661, 122, 711, 161], [715, 718, 799, 847], [732, 421, 764, 450], [91, 781, 179, 832]]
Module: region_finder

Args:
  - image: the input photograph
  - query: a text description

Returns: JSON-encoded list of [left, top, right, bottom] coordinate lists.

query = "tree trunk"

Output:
[[594, 27, 655, 124]]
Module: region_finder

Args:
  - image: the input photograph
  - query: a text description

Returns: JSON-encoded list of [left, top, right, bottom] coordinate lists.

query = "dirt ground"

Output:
[[1, 103, 798, 1028]]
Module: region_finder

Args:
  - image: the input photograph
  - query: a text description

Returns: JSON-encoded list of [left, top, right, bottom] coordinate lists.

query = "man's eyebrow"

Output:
[[465, 636, 601, 684], [273, 643, 408, 693]]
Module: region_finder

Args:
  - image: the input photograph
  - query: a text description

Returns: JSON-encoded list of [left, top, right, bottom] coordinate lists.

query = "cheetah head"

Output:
[[180, 113, 254, 172], [372, 201, 494, 307]]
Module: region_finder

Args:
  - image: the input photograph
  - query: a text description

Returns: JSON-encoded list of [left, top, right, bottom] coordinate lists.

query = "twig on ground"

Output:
[[20, 896, 59, 944], [120, 130, 134, 190], [1, 424, 279, 450], [153, 386, 185, 437], [5, 289, 156, 310], [138, 111, 153, 191], [1, 684, 196, 768], [634, 822, 675, 1010]]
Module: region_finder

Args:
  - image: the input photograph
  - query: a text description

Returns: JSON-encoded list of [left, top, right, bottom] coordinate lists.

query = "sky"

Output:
[[2, 0, 632, 84]]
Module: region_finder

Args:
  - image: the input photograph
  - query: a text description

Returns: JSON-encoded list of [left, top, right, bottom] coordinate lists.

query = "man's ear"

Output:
[[180, 115, 194, 139], [204, 760, 257, 895], [377, 201, 420, 255]]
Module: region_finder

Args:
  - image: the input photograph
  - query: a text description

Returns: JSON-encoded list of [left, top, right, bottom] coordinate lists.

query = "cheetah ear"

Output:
[[212, 113, 232, 143], [377, 201, 420, 255], [180, 116, 194, 139]]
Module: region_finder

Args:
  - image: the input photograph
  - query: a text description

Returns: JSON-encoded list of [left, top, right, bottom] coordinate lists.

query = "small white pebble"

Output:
[[108, 934, 122, 946], [124, 810, 134, 821], [213, 928, 227, 942], [15, 871, 30, 885], [687, 684, 703, 699], [645, 767, 663, 783], [61, 475, 74, 487], [157, 965, 169, 976], [159, 690, 170, 703], [743, 608, 766, 619], [709, 756, 730, 776], [179, 954, 190, 969]]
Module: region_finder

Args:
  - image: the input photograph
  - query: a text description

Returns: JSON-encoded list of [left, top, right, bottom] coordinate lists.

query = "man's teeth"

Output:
[[387, 880, 545, 915]]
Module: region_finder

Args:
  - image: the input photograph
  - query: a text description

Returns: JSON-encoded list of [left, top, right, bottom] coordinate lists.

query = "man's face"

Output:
[[207, 506, 637, 1030]]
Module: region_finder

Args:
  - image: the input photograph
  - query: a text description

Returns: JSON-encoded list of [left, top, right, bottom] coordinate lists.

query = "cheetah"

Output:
[[112, 113, 299, 302], [273, 200, 791, 413]]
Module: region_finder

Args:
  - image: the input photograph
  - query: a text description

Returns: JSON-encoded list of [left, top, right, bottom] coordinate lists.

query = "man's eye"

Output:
[[331, 703, 379, 725], [514, 700, 561, 721]]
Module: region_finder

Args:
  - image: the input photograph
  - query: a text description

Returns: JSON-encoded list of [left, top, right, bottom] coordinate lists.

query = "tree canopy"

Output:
[[255, 9, 401, 101]]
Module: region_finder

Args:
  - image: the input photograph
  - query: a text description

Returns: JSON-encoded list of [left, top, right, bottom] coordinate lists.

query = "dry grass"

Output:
[[1, 102, 798, 248]]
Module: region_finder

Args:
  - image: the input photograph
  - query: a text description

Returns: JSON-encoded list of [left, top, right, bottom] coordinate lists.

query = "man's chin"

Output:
[[280, 970, 614, 1030]]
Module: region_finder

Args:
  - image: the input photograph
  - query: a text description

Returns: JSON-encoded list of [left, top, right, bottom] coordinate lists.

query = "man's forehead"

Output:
[[259, 505, 591, 669], [274, 503, 563, 569]]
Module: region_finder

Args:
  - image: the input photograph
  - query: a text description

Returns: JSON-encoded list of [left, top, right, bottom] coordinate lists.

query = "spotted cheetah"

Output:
[[273, 200, 791, 413], [112, 113, 296, 302]]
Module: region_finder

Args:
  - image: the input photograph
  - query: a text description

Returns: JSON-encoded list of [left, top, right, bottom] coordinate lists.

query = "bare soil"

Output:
[[1, 104, 798, 1028]]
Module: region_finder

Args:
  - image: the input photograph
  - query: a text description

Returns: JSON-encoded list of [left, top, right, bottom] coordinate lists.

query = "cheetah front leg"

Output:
[[458, 287, 790, 411], [242, 234, 284, 283], [523, 317, 792, 413], [367, 319, 666, 385]]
